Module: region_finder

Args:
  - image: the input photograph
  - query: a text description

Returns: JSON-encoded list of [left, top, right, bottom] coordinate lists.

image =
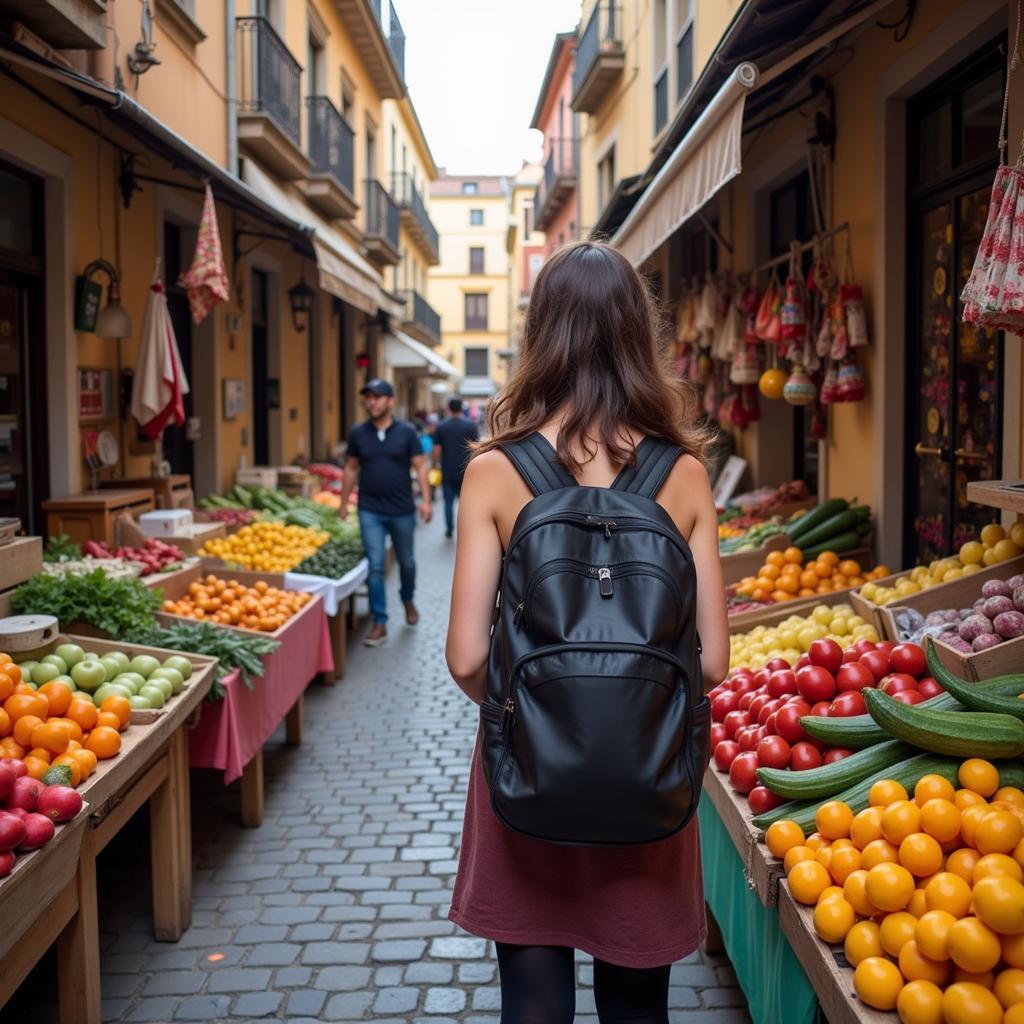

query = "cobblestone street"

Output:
[[14, 514, 752, 1024]]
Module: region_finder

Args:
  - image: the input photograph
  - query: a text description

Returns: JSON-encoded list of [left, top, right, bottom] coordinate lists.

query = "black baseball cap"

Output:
[[360, 378, 394, 397]]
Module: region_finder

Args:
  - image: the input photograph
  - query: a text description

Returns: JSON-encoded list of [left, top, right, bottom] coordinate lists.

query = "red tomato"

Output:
[[918, 677, 943, 699], [767, 670, 798, 698], [756, 735, 791, 769], [729, 671, 755, 693], [739, 691, 757, 711], [765, 658, 791, 673], [888, 643, 926, 678], [796, 665, 837, 703], [794, 654, 811, 671], [810, 701, 831, 717], [836, 661, 875, 692], [748, 785, 784, 814], [790, 742, 823, 771], [749, 694, 771, 721], [728, 751, 760, 794], [892, 690, 925, 705], [710, 723, 728, 747], [859, 650, 891, 682], [764, 711, 778, 736], [841, 646, 861, 663], [724, 709, 751, 739], [737, 726, 760, 751], [875, 641, 897, 656], [713, 740, 741, 772], [852, 638, 878, 657], [712, 691, 740, 722], [775, 703, 809, 743], [880, 673, 918, 696], [829, 691, 867, 717], [809, 638, 843, 675], [823, 748, 854, 764], [753, 668, 772, 690]]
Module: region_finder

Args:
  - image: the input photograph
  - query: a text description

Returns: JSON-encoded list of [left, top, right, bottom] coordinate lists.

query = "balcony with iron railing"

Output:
[[391, 173, 439, 264], [385, 1, 406, 82], [533, 137, 577, 232], [654, 66, 669, 137], [571, 3, 624, 113], [364, 179, 401, 267], [236, 16, 308, 180], [400, 290, 442, 346], [304, 96, 357, 219]]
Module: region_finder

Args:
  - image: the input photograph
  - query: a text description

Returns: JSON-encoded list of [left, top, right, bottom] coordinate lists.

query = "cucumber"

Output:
[[787, 499, 849, 541], [800, 693, 962, 748], [751, 753, 962, 834], [802, 532, 863, 559], [793, 510, 861, 549], [863, 688, 1024, 758], [924, 638, 1024, 720], [756, 739, 915, 800]]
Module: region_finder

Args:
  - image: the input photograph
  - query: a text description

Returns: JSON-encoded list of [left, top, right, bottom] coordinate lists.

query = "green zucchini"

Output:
[[756, 740, 915, 800], [802, 532, 863, 559], [801, 693, 963, 748], [787, 499, 849, 542], [793, 510, 861, 549], [997, 761, 1024, 789], [863, 688, 1024, 758], [924, 638, 1024, 720], [751, 753, 962, 834]]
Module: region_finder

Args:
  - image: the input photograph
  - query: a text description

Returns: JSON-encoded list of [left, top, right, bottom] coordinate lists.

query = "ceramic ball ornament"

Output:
[[783, 364, 817, 406], [758, 367, 788, 400]]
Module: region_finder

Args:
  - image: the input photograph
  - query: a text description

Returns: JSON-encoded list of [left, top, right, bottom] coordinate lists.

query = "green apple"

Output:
[[31, 662, 61, 685], [128, 655, 161, 679], [128, 694, 152, 709], [161, 655, 193, 681], [138, 685, 165, 708], [70, 659, 107, 692], [54, 644, 85, 668], [99, 654, 125, 679], [41, 654, 68, 674], [145, 676, 174, 700], [112, 672, 146, 695], [149, 667, 184, 695]]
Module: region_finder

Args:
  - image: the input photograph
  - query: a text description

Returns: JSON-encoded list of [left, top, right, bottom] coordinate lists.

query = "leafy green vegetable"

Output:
[[127, 621, 280, 700], [43, 535, 82, 563], [12, 569, 160, 638], [293, 537, 364, 578]]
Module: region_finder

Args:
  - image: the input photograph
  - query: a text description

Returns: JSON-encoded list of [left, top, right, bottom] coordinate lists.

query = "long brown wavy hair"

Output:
[[475, 240, 712, 475]]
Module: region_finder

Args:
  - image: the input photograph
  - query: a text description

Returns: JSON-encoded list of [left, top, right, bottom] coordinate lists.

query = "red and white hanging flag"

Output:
[[179, 184, 230, 324]]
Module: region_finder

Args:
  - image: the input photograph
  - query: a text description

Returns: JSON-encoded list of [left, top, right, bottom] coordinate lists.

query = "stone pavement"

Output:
[[12, 512, 752, 1023]]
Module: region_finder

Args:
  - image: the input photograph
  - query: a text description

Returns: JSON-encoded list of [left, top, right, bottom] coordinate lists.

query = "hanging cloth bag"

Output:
[[754, 270, 783, 344], [839, 234, 870, 348]]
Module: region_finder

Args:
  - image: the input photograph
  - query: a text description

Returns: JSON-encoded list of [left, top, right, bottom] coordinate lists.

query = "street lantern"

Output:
[[81, 258, 132, 339], [288, 278, 316, 332]]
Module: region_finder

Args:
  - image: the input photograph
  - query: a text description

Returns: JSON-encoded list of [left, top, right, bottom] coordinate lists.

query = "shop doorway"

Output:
[[0, 162, 48, 534], [904, 41, 1004, 565], [251, 268, 270, 466], [162, 222, 195, 479]]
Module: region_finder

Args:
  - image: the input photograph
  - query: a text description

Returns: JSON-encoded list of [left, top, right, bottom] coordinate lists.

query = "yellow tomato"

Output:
[[1004, 931, 1024, 969], [843, 870, 876, 917], [972, 876, 1024, 935], [816, 800, 854, 841], [947, 848, 982, 885], [960, 759, 1001, 798], [898, 939, 950, 986], [869, 778, 909, 807], [783, 845, 817, 874], [915, 774, 957, 806], [788, 860, 832, 905], [850, 806, 884, 850], [882, 800, 923, 845], [915, 909, 957, 962], [993, 968, 1024, 1009], [866, 863, 916, 912], [919, 798, 962, 843], [879, 911, 920, 957], [973, 853, 1024, 884], [853, 956, 904, 1011], [765, 820, 805, 860], [862, 838, 900, 869], [947, 917, 1003, 973], [844, 920, 883, 967], [895, 979, 944, 1024], [813, 896, 856, 944], [924, 872, 974, 918], [976, 811, 1024, 856], [900, 833, 944, 877], [829, 845, 863, 885], [941, 982, 1004, 1024]]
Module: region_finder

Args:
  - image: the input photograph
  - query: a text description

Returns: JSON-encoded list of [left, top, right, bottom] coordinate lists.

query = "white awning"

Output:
[[459, 376, 497, 397], [612, 63, 759, 267], [241, 160, 401, 318], [383, 330, 460, 378]]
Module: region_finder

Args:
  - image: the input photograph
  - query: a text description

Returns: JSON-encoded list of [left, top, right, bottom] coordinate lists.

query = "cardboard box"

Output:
[[877, 554, 1024, 681], [0, 536, 43, 592]]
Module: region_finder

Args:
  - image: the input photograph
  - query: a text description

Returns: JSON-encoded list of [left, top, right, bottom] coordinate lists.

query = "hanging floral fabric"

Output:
[[836, 353, 866, 402], [961, 1, 1024, 332], [820, 360, 840, 405], [178, 185, 231, 325], [715, 296, 744, 364], [695, 276, 720, 349], [754, 272, 782, 344], [780, 243, 808, 357]]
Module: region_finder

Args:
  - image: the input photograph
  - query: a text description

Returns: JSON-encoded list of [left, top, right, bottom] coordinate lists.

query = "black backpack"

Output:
[[479, 432, 711, 846]]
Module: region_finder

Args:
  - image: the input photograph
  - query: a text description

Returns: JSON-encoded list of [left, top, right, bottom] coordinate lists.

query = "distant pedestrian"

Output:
[[433, 397, 479, 538], [340, 379, 432, 647]]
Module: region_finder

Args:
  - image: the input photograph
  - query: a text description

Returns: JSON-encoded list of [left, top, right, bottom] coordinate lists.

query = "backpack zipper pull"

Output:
[[598, 566, 613, 597], [513, 602, 524, 628], [500, 697, 516, 734]]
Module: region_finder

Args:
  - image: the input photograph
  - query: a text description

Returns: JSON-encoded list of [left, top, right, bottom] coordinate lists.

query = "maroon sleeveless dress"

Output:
[[448, 724, 707, 968]]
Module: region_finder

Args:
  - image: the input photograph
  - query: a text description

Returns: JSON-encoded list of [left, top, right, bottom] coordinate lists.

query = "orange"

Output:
[[866, 862, 915, 912], [22, 755, 49, 780], [84, 725, 121, 760], [816, 801, 854, 841], [783, 546, 803, 564], [976, 810, 1024, 855], [99, 695, 132, 729], [813, 896, 856, 944], [960, 759, 1001, 798], [973, 852, 1024, 884], [3, 663, 19, 682], [51, 753, 82, 787], [26, 747, 51, 764], [908, 888, 929, 918], [842, 869, 875, 916], [972, 876, 1024, 935], [12, 714, 44, 748], [95, 711, 122, 732], [919, 798, 961, 842], [916, 775, 957, 806], [70, 747, 97, 781], [898, 939, 950, 986], [853, 956, 903, 1010], [55, 718, 83, 744], [900, 833, 944, 877], [879, 911, 921, 957], [924, 871, 973, 917], [954, 788, 988, 811], [946, 848, 981, 884], [0, 672, 13, 703], [996, 787, 1024, 807], [870, 779, 909, 806], [1003, 932, 1024, 969], [828, 845, 862, 885], [805, 832, 830, 852], [895, 979, 944, 1024], [37, 681, 72, 717], [0, 737, 26, 759], [850, 807, 884, 850], [0, 708, 9, 738], [941, 982, 1004, 1024], [993, 968, 1024, 1009], [816, 847, 834, 873], [947, 917, 1003, 973], [861, 838, 900, 869], [882, 800, 922, 844], [783, 845, 816, 873], [961, 805, 991, 848], [799, 569, 819, 590], [30, 720, 71, 756], [844, 921, 884, 969], [4, 692, 47, 723], [915, 909, 957, 961], [775, 575, 800, 595], [66, 700, 99, 732], [839, 559, 862, 577], [788, 860, 832, 905]]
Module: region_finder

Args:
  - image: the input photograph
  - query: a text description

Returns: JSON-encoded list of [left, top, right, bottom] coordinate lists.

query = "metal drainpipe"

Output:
[[226, 0, 238, 176]]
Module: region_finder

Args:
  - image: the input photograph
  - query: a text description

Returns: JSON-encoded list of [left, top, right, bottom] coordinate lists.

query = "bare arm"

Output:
[[445, 453, 503, 703], [412, 454, 432, 521], [432, 443, 441, 469], [340, 455, 359, 510]]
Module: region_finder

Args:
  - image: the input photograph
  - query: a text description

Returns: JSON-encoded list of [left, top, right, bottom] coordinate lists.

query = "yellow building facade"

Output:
[[505, 162, 545, 353]]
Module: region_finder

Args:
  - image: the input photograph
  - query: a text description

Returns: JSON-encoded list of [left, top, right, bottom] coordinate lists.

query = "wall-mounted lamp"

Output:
[[79, 259, 132, 338], [127, 1, 161, 75], [288, 278, 316, 332]]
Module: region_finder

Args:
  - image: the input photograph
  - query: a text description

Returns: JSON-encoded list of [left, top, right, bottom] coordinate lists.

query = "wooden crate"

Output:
[[153, 564, 320, 639], [721, 534, 791, 585], [702, 767, 784, 906], [0, 536, 43, 592], [43, 489, 155, 548], [0, 806, 89, 963], [101, 475, 193, 510], [728, 588, 862, 634], [139, 561, 203, 594], [876, 554, 1024, 681]]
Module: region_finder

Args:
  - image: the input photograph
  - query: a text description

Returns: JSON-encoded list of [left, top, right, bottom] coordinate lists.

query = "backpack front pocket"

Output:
[[490, 644, 698, 845]]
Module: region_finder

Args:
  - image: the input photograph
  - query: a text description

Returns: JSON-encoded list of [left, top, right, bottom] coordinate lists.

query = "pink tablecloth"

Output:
[[188, 597, 334, 783]]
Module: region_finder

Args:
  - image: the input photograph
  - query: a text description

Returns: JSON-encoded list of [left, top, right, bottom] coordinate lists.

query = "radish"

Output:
[[37, 786, 83, 822], [0, 760, 17, 801], [0, 851, 14, 877], [7, 760, 27, 781], [0, 811, 27, 852], [6, 807, 28, 821], [18, 813, 54, 850], [6, 777, 44, 813]]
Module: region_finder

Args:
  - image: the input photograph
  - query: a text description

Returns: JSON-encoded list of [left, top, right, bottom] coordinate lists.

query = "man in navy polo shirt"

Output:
[[341, 379, 432, 647]]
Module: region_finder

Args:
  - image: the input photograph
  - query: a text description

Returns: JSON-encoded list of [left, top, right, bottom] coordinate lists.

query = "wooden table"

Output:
[[43, 490, 155, 548], [967, 479, 1024, 514], [101, 475, 193, 510]]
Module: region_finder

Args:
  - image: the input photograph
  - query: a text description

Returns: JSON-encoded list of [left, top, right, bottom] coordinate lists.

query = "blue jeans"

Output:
[[359, 509, 417, 625], [442, 478, 462, 533]]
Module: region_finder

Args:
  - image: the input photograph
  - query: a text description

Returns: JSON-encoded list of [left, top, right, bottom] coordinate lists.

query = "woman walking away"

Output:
[[445, 240, 729, 1024]]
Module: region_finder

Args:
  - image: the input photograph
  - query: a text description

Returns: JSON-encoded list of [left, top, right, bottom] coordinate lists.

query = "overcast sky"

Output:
[[399, 0, 582, 175]]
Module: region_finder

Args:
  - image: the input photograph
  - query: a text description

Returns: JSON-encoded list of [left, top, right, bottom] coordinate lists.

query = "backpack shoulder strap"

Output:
[[498, 432, 578, 496], [611, 437, 686, 500]]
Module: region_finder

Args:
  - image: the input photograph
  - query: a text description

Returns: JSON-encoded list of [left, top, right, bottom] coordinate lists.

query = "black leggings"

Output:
[[496, 942, 671, 1024]]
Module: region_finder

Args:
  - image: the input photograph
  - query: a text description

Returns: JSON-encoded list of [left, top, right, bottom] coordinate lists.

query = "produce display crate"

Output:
[[43, 489, 155, 548], [161, 521, 227, 555], [702, 767, 783, 906], [193, 510, 253, 536], [153, 564, 322, 639], [721, 534, 791, 585], [0, 804, 89, 963], [100, 475, 193, 510], [235, 467, 277, 489], [139, 561, 205, 595], [728, 587, 865, 633], [0, 535, 43, 592], [877, 554, 1024, 681]]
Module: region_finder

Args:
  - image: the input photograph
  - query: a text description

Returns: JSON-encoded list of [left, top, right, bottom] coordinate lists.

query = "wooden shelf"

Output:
[[967, 479, 1024, 514]]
